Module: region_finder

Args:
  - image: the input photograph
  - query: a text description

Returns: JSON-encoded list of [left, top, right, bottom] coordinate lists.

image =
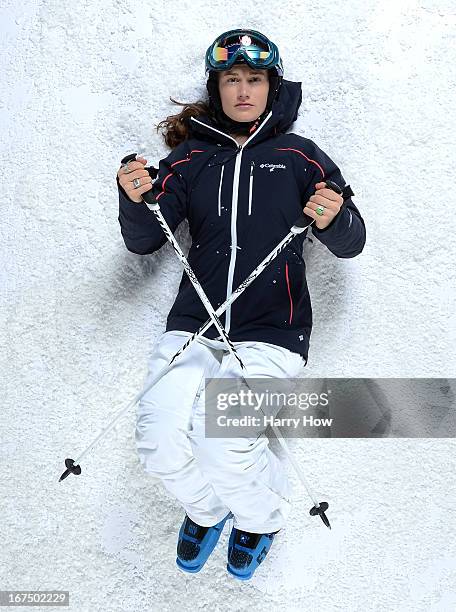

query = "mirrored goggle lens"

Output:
[[211, 33, 273, 66]]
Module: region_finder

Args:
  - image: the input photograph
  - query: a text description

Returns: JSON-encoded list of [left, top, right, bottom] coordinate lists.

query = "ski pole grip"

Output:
[[291, 214, 313, 234], [292, 180, 344, 231], [324, 180, 343, 195], [326, 179, 355, 200], [120, 153, 159, 206], [142, 190, 158, 206], [120, 153, 137, 165]]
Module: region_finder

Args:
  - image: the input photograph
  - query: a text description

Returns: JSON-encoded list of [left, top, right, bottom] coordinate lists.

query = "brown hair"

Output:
[[155, 96, 215, 150]]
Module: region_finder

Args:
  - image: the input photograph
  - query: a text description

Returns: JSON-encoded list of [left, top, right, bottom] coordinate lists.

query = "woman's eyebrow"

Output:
[[223, 70, 264, 76]]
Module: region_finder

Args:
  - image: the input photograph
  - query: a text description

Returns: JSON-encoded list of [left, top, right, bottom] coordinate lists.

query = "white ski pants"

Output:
[[135, 330, 305, 533]]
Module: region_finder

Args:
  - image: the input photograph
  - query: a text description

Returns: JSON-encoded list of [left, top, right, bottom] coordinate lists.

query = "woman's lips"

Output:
[[236, 104, 253, 108]]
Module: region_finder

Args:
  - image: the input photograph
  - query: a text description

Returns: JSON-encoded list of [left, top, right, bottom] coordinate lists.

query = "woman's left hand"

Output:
[[304, 182, 344, 229]]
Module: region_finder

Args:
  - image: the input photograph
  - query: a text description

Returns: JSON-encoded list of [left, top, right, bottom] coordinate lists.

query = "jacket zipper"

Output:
[[248, 161, 255, 216], [190, 112, 273, 333], [190, 117, 240, 147]]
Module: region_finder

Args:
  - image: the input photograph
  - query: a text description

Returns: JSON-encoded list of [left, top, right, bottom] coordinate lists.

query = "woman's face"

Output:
[[218, 65, 269, 123]]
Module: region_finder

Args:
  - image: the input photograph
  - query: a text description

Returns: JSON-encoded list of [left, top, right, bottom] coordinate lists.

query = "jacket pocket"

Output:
[[285, 262, 294, 324], [284, 254, 307, 326]]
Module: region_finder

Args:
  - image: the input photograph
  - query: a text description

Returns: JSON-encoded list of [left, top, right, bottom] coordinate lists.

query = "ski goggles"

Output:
[[205, 29, 283, 75]]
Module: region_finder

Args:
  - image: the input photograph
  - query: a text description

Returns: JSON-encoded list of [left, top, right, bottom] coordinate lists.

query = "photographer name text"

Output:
[[216, 415, 333, 428]]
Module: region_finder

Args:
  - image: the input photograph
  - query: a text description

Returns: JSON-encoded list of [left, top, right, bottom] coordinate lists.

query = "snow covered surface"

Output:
[[1, 0, 456, 610]]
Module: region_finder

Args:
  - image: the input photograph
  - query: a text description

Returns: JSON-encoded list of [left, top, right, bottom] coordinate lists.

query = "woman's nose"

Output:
[[238, 82, 251, 98]]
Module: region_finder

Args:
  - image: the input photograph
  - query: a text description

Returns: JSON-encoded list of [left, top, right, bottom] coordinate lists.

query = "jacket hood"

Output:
[[188, 79, 303, 147]]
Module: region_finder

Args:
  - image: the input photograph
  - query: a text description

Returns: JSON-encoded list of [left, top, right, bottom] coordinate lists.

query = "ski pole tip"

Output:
[[59, 458, 81, 482], [309, 501, 331, 529]]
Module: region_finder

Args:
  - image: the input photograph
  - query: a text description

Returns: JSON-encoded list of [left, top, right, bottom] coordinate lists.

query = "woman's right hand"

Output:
[[117, 156, 153, 203]]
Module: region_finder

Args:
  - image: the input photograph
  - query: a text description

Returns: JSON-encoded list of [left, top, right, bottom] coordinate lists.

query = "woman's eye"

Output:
[[227, 77, 261, 83]]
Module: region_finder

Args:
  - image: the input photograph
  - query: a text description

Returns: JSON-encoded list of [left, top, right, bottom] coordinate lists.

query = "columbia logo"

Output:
[[259, 163, 286, 172]]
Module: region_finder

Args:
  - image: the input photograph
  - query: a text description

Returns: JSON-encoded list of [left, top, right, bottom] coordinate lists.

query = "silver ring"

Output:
[[132, 178, 141, 189], [316, 205, 325, 216]]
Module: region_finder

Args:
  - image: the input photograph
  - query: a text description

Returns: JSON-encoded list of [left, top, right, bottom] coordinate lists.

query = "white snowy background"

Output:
[[1, 0, 456, 610]]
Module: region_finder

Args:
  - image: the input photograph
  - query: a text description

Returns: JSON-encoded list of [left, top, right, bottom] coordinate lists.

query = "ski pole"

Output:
[[62, 153, 340, 527]]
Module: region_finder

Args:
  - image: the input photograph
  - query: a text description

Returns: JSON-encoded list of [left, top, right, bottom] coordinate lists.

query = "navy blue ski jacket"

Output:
[[117, 79, 366, 365]]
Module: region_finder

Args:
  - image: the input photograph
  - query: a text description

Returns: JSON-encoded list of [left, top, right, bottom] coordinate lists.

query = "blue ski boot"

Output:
[[176, 512, 233, 573], [227, 527, 280, 580]]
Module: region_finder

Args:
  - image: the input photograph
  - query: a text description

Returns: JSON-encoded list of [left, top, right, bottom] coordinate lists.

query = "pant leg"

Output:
[[189, 340, 304, 533], [136, 330, 230, 526]]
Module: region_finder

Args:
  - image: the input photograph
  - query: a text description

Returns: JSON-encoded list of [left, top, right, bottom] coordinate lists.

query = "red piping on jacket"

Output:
[[274, 148, 325, 178], [155, 150, 205, 200], [285, 262, 293, 325]]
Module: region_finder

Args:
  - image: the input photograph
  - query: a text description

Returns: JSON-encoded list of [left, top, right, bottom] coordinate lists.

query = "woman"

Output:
[[116, 29, 366, 580]]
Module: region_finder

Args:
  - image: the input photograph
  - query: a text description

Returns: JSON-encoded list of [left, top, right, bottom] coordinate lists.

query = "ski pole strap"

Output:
[[341, 184, 354, 200], [147, 166, 159, 179]]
